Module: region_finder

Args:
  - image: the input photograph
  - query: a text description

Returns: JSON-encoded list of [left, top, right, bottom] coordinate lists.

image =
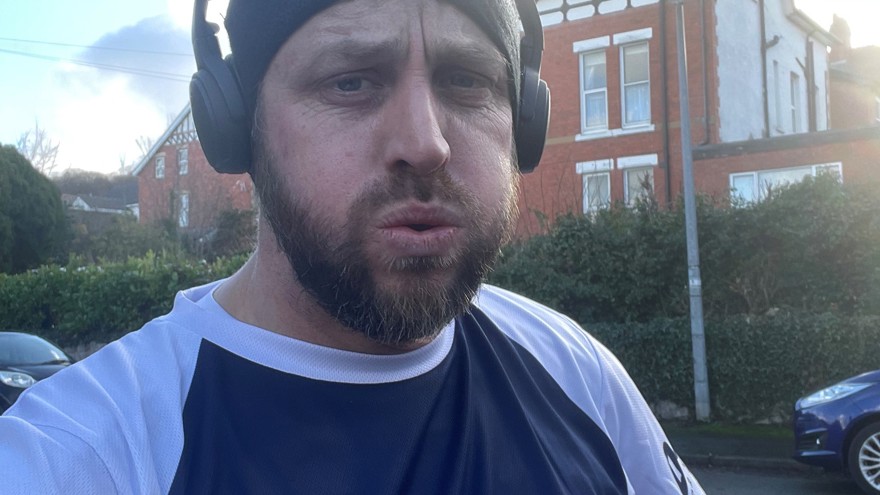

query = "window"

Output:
[[582, 172, 611, 212], [577, 159, 613, 212], [178, 192, 189, 228], [814, 163, 842, 180], [155, 155, 165, 179], [730, 174, 757, 204], [624, 167, 654, 206], [730, 163, 842, 203], [622, 43, 650, 127], [574, 30, 652, 141], [790, 72, 801, 133], [773, 61, 783, 132], [580, 51, 608, 132], [178, 147, 189, 175]]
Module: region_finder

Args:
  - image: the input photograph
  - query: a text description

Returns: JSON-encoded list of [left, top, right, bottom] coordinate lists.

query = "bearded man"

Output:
[[0, 0, 704, 493]]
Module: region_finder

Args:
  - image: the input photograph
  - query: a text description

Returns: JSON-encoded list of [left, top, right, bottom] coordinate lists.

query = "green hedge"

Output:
[[589, 312, 880, 422], [490, 175, 880, 323], [0, 253, 246, 347]]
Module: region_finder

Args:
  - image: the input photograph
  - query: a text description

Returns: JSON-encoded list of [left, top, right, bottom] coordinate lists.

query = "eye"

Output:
[[442, 70, 491, 90], [449, 73, 477, 88], [335, 77, 364, 92]]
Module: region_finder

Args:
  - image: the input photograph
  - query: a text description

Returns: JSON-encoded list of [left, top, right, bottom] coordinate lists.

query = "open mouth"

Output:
[[408, 224, 434, 232]]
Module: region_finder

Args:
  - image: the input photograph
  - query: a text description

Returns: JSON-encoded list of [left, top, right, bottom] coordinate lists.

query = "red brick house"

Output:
[[132, 105, 254, 237], [519, 0, 880, 237]]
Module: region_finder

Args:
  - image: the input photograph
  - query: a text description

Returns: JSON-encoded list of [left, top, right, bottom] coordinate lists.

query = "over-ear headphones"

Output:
[[190, 0, 550, 175], [189, 0, 250, 174], [513, 0, 551, 173]]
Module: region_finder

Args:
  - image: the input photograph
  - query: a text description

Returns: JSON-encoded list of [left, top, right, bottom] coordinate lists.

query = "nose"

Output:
[[379, 72, 451, 175]]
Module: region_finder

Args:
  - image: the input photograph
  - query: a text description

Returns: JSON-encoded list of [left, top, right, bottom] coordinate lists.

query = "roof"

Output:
[[131, 104, 194, 177], [76, 195, 128, 211], [785, 0, 839, 47]]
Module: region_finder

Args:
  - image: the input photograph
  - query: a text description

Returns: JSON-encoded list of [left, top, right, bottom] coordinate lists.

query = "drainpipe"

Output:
[[805, 37, 817, 132], [699, 0, 710, 144], [759, 0, 770, 138], [660, 0, 673, 204]]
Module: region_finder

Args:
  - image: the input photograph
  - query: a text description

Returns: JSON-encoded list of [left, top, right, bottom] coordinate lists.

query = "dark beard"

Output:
[[252, 149, 517, 347]]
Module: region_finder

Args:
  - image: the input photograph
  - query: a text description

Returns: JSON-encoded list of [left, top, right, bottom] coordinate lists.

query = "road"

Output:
[[690, 465, 863, 494]]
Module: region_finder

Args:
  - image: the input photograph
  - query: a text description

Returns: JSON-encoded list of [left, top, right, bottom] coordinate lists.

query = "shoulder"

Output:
[[0, 284, 215, 493], [473, 284, 606, 367], [473, 285, 706, 494], [471, 284, 614, 415]]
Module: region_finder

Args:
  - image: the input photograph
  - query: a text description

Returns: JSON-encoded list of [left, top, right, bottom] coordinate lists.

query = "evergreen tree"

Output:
[[0, 144, 69, 273]]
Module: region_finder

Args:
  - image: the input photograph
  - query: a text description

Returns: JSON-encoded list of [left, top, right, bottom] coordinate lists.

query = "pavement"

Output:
[[664, 424, 818, 473]]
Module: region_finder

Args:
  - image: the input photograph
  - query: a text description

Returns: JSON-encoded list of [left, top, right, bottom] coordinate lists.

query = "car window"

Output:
[[0, 334, 69, 366]]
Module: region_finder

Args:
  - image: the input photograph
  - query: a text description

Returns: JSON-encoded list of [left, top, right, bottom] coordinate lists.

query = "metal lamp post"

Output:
[[671, 0, 711, 422]]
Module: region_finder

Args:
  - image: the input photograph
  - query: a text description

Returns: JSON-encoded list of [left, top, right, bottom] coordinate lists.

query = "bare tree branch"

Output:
[[135, 135, 155, 157], [16, 121, 60, 176]]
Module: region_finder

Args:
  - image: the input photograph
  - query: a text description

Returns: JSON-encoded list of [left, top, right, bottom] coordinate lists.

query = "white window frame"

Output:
[[790, 72, 801, 133], [178, 147, 189, 176], [574, 29, 654, 141], [574, 36, 611, 136], [623, 167, 655, 206], [178, 191, 189, 228], [155, 154, 165, 179], [577, 159, 613, 213], [582, 172, 611, 213], [729, 162, 843, 204], [620, 41, 651, 128], [579, 50, 609, 133]]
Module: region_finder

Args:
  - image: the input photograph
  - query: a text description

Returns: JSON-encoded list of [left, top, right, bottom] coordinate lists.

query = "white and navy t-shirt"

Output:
[[0, 281, 704, 494]]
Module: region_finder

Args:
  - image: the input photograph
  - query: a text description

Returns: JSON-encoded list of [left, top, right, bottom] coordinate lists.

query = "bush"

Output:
[[492, 175, 880, 321], [69, 214, 183, 263], [491, 204, 689, 324], [588, 311, 880, 423], [0, 145, 69, 273], [0, 252, 247, 347], [194, 209, 256, 261], [489, 176, 880, 422]]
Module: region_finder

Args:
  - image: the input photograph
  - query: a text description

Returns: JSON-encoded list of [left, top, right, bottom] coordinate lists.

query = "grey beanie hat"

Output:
[[224, 0, 522, 121]]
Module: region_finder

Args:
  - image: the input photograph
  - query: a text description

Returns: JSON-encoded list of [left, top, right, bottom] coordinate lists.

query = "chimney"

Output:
[[829, 14, 851, 62]]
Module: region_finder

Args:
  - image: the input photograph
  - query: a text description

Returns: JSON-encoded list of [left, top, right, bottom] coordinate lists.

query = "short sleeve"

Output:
[[0, 416, 118, 494]]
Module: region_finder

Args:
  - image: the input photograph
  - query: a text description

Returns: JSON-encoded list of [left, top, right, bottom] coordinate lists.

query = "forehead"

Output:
[[277, 0, 504, 62]]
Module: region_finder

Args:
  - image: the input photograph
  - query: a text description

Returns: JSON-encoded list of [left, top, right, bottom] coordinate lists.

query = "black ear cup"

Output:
[[515, 77, 550, 174], [513, 0, 550, 174], [190, 56, 251, 175]]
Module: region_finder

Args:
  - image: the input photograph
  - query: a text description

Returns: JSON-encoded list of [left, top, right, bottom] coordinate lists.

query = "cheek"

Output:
[[264, 114, 369, 207], [450, 124, 516, 195]]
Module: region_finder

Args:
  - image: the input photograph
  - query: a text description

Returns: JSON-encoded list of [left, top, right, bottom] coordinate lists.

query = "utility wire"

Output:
[[0, 48, 191, 82], [0, 36, 192, 57]]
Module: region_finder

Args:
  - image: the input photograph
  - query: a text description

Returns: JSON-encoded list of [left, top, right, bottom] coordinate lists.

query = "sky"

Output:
[[0, 0, 878, 176]]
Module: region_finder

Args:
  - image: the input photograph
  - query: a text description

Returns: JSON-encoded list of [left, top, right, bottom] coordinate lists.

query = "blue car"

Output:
[[793, 370, 880, 494], [0, 332, 73, 414]]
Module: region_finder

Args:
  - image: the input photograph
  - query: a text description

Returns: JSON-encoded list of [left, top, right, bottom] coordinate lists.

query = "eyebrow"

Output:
[[428, 38, 508, 74], [294, 35, 507, 77], [297, 37, 410, 76]]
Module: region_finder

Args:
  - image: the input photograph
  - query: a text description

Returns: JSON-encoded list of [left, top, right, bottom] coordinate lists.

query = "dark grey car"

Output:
[[0, 332, 73, 413]]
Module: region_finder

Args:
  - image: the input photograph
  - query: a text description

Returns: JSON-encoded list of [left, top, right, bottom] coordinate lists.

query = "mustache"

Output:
[[355, 169, 478, 210]]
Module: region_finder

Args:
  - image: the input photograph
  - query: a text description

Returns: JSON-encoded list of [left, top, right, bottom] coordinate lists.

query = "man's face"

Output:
[[253, 0, 519, 346]]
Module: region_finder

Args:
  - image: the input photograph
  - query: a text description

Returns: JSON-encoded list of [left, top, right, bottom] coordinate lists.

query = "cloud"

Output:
[[57, 14, 194, 113], [45, 15, 195, 174]]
